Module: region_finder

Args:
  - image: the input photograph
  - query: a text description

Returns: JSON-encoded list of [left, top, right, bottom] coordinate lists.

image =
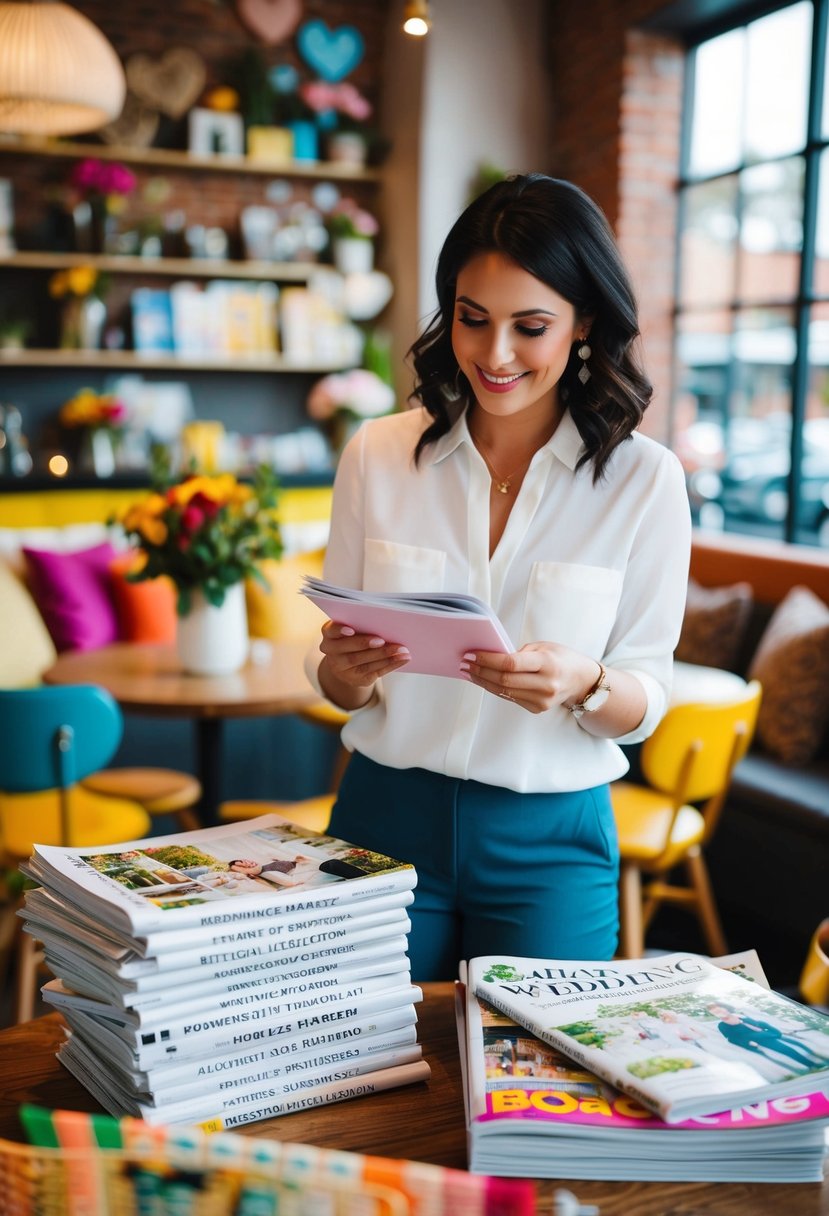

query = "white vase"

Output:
[[333, 236, 374, 276], [177, 582, 249, 676]]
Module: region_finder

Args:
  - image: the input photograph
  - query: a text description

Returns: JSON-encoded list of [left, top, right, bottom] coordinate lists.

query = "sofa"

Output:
[[668, 531, 829, 988], [0, 487, 339, 807]]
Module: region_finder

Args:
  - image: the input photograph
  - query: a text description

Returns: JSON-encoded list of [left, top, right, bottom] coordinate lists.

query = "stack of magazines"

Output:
[[19, 814, 429, 1129], [457, 950, 829, 1182]]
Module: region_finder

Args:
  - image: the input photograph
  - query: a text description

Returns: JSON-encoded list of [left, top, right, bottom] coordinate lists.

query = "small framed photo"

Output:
[[188, 107, 245, 157]]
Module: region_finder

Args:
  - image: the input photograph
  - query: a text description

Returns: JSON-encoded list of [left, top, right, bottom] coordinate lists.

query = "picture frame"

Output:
[[187, 107, 245, 157]]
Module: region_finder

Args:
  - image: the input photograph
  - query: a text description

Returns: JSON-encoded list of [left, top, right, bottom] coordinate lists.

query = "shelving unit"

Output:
[[0, 349, 356, 372], [0, 252, 325, 281], [0, 135, 381, 182]]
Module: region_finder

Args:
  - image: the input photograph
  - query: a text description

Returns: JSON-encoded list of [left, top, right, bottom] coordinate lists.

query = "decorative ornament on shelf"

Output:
[[324, 198, 379, 274], [235, 0, 303, 45], [296, 20, 365, 83], [125, 47, 207, 120]]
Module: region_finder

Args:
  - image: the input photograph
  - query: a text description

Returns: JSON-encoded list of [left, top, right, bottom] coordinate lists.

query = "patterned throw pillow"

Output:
[[675, 578, 754, 672], [748, 585, 829, 766]]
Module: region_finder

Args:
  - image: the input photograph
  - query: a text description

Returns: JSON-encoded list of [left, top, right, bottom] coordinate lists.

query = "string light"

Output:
[[403, 0, 431, 37]]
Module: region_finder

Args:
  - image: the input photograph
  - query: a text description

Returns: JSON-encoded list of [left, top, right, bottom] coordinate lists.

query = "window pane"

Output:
[[815, 150, 829, 297], [744, 3, 811, 162], [687, 29, 744, 177], [678, 177, 739, 308], [738, 158, 804, 304], [721, 309, 795, 540], [673, 310, 733, 527], [801, 303, 829, 547]]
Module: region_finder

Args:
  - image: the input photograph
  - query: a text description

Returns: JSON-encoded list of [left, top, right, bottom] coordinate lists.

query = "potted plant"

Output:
[[49, 265, 109, 350], [324, 199, 379, 275]]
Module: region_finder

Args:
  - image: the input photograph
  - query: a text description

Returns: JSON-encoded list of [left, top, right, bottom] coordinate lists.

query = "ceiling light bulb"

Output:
[[403, 0, 431, 37]]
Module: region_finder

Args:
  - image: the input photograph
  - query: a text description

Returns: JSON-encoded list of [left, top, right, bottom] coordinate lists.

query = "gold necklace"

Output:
[[474, 438, 531, 494]]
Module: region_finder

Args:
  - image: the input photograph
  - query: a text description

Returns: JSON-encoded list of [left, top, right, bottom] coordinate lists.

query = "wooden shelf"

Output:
[[0, 349, 355, 373], [0, 135, 381, 182], [0, 252, 325, 281]]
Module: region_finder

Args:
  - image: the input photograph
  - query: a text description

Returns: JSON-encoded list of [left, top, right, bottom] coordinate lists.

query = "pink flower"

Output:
[[336, 83, 372, 122], [70, 158, 136, 198], [181, 504, 206, 534]]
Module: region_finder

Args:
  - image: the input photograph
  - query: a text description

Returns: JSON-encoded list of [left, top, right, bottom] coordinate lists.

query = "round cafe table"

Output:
[[43, 640, 324, 826]]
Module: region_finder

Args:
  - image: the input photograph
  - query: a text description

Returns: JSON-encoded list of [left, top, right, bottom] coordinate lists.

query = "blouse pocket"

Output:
[[520, 561, 623, 656], [363, 538, 447, 594]]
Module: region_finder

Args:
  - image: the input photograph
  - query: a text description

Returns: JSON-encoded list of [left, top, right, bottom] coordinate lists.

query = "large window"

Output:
[[674, 1, 829, 547]]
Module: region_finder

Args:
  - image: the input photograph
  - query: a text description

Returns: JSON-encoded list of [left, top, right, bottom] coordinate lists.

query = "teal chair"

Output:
[[0, 685, 151, 1023]]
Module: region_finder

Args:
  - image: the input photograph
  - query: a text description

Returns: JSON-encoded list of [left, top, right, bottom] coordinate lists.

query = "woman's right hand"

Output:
[[318, 620, 410, 708]]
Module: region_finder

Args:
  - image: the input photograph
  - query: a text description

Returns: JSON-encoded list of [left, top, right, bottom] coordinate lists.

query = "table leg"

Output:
[[196, 718, 223, 827]]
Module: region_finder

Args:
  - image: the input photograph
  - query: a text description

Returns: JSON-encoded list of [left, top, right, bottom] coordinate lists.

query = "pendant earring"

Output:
[[577, 342, 592, 385], [452, 368, 467, 399]]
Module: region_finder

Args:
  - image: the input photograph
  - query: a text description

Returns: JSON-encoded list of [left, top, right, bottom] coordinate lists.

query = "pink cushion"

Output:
[[23, 542, 120, 652]]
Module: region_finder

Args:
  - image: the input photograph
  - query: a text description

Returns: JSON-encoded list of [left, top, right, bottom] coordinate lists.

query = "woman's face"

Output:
[[451, 251, 586, 422]]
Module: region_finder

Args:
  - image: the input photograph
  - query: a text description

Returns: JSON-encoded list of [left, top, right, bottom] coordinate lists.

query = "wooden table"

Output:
[[43, 641, 323, 824], [0, 985, 825, 1215]]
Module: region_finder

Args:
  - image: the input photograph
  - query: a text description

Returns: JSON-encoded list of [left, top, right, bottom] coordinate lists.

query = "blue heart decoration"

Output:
[[296, 19, 365, 83]]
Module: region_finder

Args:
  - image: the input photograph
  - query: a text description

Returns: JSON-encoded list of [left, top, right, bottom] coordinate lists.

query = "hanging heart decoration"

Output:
[[236, 0, 303, 45], [126, 48, 207, 120], [97, 91, 160, 148], [296, 19, 365, 83]]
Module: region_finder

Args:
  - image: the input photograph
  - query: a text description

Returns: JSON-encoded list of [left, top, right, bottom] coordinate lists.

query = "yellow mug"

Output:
[[799, 918, 829, 1007]]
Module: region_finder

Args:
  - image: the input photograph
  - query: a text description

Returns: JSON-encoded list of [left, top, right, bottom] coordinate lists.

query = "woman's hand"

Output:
[[460, 641, 591, 714], [460, 642, 647, 736], [318, 620, 410, 710]]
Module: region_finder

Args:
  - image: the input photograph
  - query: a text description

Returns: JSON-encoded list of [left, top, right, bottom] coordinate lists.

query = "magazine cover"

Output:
[[470, 952, 829, 1124], [26, 814, 416, 934], [457, 966, 829, 1182]]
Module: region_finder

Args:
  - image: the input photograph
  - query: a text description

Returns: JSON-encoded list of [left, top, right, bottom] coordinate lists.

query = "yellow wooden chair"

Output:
[[611, 680, 762, 959], [219, 794, 335, 835], [0, 685, 153, 1023]]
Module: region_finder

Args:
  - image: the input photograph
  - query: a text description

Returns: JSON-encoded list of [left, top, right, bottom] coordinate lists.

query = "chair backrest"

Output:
[[640, 681, 763, 803], [0, 684, 123, 794]]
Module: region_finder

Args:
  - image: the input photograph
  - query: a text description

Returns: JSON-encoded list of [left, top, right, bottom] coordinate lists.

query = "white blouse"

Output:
[[305, 406, 691, 793]]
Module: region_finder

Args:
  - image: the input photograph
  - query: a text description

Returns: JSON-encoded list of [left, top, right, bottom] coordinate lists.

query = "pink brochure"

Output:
[[301, 580, 513, 680]]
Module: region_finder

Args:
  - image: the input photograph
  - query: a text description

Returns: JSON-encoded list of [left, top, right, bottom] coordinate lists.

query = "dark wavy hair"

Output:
[[409, 174, 652, 480]]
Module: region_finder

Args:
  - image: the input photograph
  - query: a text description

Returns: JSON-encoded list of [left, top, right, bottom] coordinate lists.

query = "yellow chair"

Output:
[[611, 681, 762, 959], [219, 794, 335, 835]]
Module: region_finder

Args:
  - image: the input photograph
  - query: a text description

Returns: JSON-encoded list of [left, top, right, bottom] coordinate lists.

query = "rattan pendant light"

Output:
[[0, 1, 126, 136]]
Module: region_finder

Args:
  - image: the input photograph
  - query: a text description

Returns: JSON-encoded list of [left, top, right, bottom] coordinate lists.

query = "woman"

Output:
[[306, 174, 691, 980]]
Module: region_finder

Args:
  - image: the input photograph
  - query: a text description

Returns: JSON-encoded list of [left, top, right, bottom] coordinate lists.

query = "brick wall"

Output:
[[547, 1, 685, 442]]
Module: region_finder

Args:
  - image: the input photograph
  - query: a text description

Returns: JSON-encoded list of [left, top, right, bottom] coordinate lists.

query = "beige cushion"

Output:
[[748, 585, 829, 765], [675, 577, 754, 672], [0, 557, 57, 687]]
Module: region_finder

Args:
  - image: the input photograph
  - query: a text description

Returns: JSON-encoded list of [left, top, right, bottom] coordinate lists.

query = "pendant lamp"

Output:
[[0, 1, 126, 136]]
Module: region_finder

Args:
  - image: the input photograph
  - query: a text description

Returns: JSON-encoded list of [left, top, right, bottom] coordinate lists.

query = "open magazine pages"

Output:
[[25, 814, 416, 935], [470, 952, 829, 1125], [300, 576, 513, 678], [458, 954, 829, 1182]]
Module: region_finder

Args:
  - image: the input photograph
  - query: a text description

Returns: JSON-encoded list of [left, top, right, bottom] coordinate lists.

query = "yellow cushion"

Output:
[[0, 557, 57, 687], [219, 795, 334, 835], [301, 702, 350, 728], [245, 549, 326, 643], [612, 781, 705, 867], [0, 788, 151, 856]]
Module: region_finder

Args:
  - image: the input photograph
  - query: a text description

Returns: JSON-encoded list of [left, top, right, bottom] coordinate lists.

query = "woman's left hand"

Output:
[[459, 642, 596, 714]]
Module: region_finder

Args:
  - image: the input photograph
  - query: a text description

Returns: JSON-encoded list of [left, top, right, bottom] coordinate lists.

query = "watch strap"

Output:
[[568, 663, 610, 719]]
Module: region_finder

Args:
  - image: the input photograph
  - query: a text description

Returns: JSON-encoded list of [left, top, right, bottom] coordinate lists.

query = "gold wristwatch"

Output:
[[569, 663, 611, 719]]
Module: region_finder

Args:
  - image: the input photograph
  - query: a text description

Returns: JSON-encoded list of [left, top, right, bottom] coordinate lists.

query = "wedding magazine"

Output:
[[458, 953, 829, 1182], [300, 576, 513, 678], [470, 952, 829, 1126], [22, 814, 417, 935]]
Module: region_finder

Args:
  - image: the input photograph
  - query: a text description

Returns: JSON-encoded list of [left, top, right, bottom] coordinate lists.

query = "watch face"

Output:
[[583, 686, 610, 713]]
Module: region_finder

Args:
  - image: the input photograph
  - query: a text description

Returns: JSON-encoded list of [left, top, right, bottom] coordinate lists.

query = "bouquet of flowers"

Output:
[[59, 388, 125, 430], [48, 265, 107, 300], [325, 198, 379, 242], [119, 467, 282, 614], [70, 158, 137, 213], [307, 368, 395, 424]]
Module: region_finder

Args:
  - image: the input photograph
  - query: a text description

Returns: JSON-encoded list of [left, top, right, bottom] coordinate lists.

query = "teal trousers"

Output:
[[328, 752, 620, 981]]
